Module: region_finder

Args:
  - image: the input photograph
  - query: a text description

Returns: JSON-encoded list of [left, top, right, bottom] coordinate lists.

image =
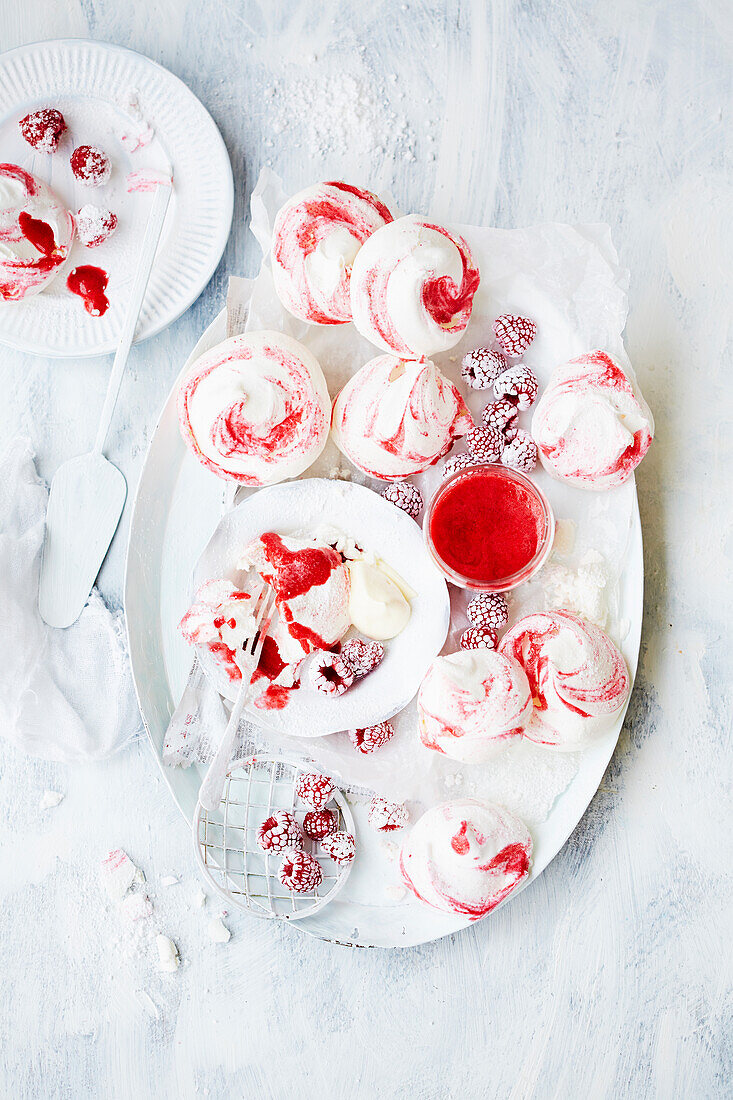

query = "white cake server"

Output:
[[39, 180, 172, 629]]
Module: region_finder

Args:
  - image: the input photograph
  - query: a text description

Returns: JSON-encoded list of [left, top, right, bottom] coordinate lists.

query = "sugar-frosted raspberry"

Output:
[[321, 831, 356, 865], [467, 592, 509, 630], [310, 652, 354, 696], [466, 425, 503, 463], [460, 626, 498, 650], [368, 797, 409, 832], [493, 314, 537, 357], [482, 398, 519, 440], [501, 429, 538, 473], [19, 108, 66, 153], [295, 772, 334, 810], [381, 481, 422, 519], [76, 205, 118, 247], [442, 453, 477, 478], [461, 347, 507, 389], [493, 364, 539, 410], [303, 809, 337, 840], [349, 721, 395, 754], [257, 810, 303, 853], [341, 639, 384, 678], [70, 145, 111, 187], [279, 850, 323, 893]]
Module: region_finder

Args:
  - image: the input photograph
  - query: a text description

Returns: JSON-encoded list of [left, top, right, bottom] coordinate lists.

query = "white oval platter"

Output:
[[125, 308, 643, 949]]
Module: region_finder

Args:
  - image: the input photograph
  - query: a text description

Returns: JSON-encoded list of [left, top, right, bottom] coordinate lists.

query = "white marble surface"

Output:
[[1, 2, 730, 1097]]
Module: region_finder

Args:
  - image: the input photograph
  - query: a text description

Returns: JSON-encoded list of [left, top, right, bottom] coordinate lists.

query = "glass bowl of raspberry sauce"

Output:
[[424, 463, 555, 592]]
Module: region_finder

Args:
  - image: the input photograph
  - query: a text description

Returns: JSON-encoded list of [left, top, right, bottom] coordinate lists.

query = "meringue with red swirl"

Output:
[[178, 331, 330, 485], [271, 181, 393, 325], [499, 610, 630, 750], [0, 163, 74, 301], [350, 214, 480, 358], [399, 799, 532, 920], [331, 354, 472, 481], [417, 649, 532, 763], [532, 351, 653, 490]]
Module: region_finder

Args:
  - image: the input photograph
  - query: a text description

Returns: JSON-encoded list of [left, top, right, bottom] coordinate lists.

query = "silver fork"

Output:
[[197, 581, 276, 813]]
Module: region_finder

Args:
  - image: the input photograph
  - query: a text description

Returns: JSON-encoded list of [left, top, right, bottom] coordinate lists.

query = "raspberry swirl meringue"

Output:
[[271, 181, 393, 325], [0, 163, 74, 301], [350, 215, 480, 357], [399, 799, 532, 920], [532, 351, 654, 490], [331, 354, 472, 480], [418, 649, 532, 763], [499, 610, 631, 751], [178, 331, 330, 485]]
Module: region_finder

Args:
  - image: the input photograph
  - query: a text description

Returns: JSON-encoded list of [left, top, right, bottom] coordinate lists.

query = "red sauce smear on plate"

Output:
[[66, 264, 109, 316]]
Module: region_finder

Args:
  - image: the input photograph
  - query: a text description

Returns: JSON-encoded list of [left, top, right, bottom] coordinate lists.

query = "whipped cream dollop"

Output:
[[418, 649, 532, 763], [350, 214, 480, 358], [271, 180, 393, 325], [499, 610, 630, 750], [399, 799, 533, 920], [347, 559, 411, 640], [532, 350, 654, 490], [178, 331, 330, 485], [0, 163, 74, 301], [331, 354, 472, 480]]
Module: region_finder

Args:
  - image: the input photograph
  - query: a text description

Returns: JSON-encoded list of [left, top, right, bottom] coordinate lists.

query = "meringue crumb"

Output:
[[208, 917, 231, 943], [39, 790, 64, 810], [156, 935, 180, 972]]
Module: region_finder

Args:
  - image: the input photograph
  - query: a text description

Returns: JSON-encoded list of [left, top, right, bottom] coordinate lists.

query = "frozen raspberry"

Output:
[[19, 108, 66, 153], [257, 810, 303, 853], [467, 592, 509, 630], [381, 481, 422, 519], [303, 809, 337, 840], [349, 721, 395, 754], [321, 831, 356, 865], [341, 639, 384, 678], [442, 453, 477, 478], [493, 314, 537, 357], [466, 425, 503, 463], [368, 797, 409, 832], [295, 772, 334, 810], [461, 347, 507, 389], [70, 145, 111, 187], [76, 205, 118, 247], [493, 365, 539, 411], [310, 652, 354, 696], [279, 850, 323, 893], [460, 626, 498, 650], [501, 429, 538, 473], [482, 398, 519, 441]]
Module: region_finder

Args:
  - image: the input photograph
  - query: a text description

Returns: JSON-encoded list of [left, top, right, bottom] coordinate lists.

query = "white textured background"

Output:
[[1, 2, 731, 1097]]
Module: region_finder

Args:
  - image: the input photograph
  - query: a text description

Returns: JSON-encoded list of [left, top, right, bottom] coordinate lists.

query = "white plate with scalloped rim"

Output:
[[125, 300, 643, 949], [0, 39, 233, 357]]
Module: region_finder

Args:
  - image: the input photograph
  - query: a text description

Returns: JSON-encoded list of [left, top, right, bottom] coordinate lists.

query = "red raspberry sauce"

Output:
[[66, 265, 109, 316], [429, 467, 544, 584]]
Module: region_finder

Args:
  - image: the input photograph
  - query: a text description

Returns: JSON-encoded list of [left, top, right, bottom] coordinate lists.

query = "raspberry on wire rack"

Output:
[[193, 756, 355, 921]]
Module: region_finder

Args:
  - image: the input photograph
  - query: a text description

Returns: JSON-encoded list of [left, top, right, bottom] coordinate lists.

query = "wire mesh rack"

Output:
[[192, 755, 356, 920]]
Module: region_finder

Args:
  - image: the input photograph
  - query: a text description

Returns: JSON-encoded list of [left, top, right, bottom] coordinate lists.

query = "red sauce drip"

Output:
[[485, 843, 530, 878], [260, 532, 340, 601], [429, 467, 544, 584], [66, 265, 109, 317], [451, 822, 470, 856], [18, 211, 57, 255]]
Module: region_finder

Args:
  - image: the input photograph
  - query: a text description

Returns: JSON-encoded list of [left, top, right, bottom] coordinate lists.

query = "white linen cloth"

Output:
[[0, 438, 142, 761]]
